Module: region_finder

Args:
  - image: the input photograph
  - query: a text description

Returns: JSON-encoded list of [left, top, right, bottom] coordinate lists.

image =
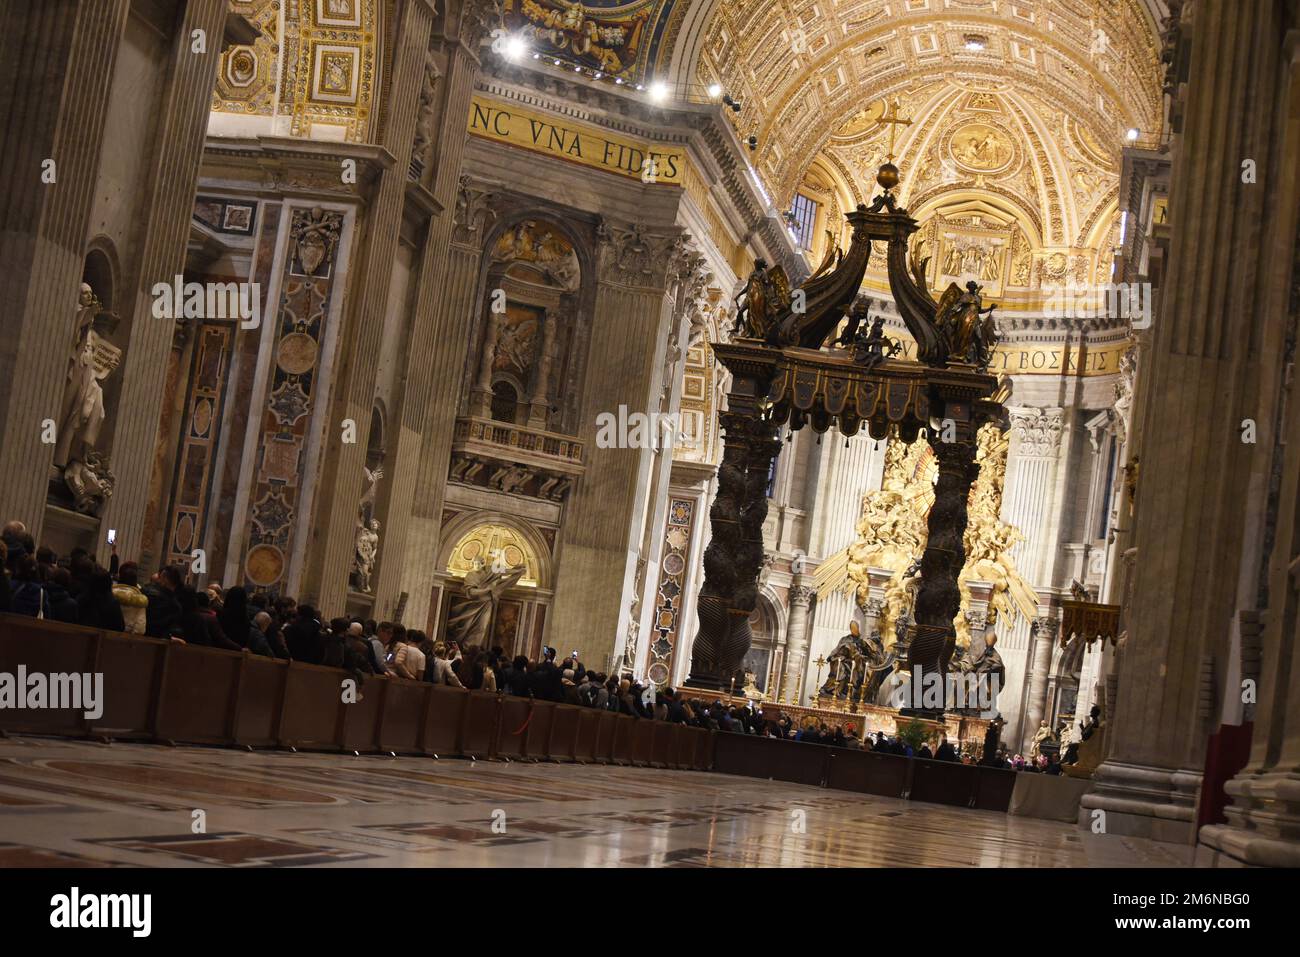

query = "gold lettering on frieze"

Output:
[[467, 95, 684, 186], [889, 336, 1128, 377]]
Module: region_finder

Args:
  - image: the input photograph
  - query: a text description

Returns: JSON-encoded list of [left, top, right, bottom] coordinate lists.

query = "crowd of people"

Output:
[[2, 519, 1072, 770]]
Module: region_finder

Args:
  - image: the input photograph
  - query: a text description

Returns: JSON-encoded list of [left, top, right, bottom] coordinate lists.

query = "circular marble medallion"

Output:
[[245, 544, 285, 587], [276, 332, 319, 376]]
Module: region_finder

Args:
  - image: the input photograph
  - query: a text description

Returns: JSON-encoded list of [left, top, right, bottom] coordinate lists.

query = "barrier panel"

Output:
[[631, 717, 655, 766], [338, 669, 385, 752], [494, 694, 529, 759], [548, 704, 581, 762], [909, 757, 979, 807], [713, 732, 829, 787], [972, 765, 1018, 812], [423, 685, 468, 755], [0, 617, 100, 736], [277, 661, 345, 750], [650, 720, 674, 768], [230, 654, 286, 748], [594, 709, 618, 763], [155, 643, 242, 745], [574, 708, 599, 762], [97, 633, 165, 739], [824, 747, 910, 798], [611, 714, 636, 764], [523, 700, 556, 759], [694, 728, 715, 771], [668, 724, 692, 769], [377, 678, 428, 755]]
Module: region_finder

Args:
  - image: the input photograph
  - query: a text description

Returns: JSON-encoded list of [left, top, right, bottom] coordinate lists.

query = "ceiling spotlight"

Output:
[[593, 71, 602, 79], [503, 34, 528, 62], [635, 83, 645, 91], [963, 34, 988, 51], [615, 77, 623, 84], [649, 81, 668, 102], [707, 83, 723, 98], [532, 52, 541, 60], [1126, 127, 1140, 142]]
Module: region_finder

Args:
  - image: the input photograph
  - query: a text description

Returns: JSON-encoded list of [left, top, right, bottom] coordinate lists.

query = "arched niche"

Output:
[[738, 591, 782, 696], [467, 213, 593, 434], [431, 512, 556, 658]]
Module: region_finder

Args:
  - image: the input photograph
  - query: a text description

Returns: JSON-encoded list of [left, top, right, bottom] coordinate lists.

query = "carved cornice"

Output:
[[200, 137, 392, 201], [1009, 407, 1065, 457]]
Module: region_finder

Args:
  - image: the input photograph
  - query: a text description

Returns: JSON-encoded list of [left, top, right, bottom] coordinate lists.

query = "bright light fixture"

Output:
[[1126, 128, 1140, 141], [707, 83, 723, 98], [965, 39, 985, 51], [503, 34, 528, 61], [649, 81, 668, 102]]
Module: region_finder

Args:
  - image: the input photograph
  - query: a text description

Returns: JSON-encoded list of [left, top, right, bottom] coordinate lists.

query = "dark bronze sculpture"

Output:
[[685, 163, 1007, 710]]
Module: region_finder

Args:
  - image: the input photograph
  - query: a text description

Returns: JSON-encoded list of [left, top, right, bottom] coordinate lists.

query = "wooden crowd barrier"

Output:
[[0, 614, 1019, 812]]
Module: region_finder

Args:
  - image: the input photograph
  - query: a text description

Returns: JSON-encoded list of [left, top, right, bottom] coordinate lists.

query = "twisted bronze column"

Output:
[[902, 422, 982, 717], [686, 392, 781, 690]]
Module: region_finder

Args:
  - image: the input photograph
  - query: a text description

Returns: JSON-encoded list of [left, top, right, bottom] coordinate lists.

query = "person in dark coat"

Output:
[[934, 734, 959, 762], [8, 554, 48, 618], [284, 606, 324, 663], [44, 566, 79, 623], [75, 568, 125, 632], [980, 716, 1005, 766], [143, 566, 184, 638], [217, 586, 255, 649]]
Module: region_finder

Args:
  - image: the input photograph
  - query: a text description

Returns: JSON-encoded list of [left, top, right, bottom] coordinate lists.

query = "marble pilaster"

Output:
[[1084, 0, 1288, 844], [0, 0, 131, 533], [301, 0, 436, 613]]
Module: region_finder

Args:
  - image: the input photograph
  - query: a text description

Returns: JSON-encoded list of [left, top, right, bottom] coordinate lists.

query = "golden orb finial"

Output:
[[876, 162, 900, 191]]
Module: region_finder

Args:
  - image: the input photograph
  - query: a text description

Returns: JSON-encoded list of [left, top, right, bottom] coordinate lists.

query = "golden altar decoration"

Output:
[[815, 421, 1037, 649]]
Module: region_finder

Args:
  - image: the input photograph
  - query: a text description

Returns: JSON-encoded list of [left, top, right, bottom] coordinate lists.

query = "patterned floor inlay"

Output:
[[0, 736, 1194, 867]]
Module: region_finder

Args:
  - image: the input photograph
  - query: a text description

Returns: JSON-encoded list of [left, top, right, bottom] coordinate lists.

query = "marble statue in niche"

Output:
[[353, 518, 380, 592], [446, 558, 526, 646], [53, 282, 120, 515], [350, 463, 383, 592]]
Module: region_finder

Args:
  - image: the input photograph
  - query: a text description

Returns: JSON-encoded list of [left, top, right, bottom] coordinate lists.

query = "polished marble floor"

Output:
[[0, 735, 1192, 867]]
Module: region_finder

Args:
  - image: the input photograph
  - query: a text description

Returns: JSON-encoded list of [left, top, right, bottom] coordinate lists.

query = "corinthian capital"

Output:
[[452, 175, 498, 246], [789, 584, 816, 607], [1009, 407, 1064, 457], [595, 218, 685, 289]]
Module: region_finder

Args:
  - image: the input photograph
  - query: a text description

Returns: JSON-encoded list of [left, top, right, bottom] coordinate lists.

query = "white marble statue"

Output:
[[353, 518, 380, 592], [54, 283, 113, 469]]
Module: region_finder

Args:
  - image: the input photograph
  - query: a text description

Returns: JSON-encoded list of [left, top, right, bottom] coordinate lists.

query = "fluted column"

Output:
[[1083, 0, 1288, 844], [371, 2, 496, 623], [1022, 616, 1058, 748], [782, 583, 815, 703], [0, 0, 130, 532], [1196, 17, 1300, 866], [303, 0, 435, 612], [1001, 406, 1065, 744], [96, 0, 228, 567], [527, 312, 558, 427]]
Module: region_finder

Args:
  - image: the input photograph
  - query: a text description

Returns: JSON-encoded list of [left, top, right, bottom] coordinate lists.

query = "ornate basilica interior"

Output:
[[1, 0, 1299, 871]]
